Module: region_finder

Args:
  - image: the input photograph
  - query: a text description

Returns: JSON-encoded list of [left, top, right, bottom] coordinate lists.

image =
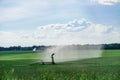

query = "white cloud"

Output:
[[91, 0, 120, 5], [0, 19, 119, 47]]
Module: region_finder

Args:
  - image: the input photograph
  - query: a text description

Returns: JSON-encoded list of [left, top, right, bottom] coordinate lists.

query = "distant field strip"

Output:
[[102, 50, 120, 57], [0, 51, 40, 60], [0, 50, 120, 60]]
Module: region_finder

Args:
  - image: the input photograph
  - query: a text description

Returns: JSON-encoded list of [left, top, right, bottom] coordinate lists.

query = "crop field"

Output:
[[0, 51, 40, 60], [0, 50, 120, 80]]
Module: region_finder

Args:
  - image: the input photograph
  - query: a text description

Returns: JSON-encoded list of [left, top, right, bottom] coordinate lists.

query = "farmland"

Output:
[[0, 50, 120, 80]]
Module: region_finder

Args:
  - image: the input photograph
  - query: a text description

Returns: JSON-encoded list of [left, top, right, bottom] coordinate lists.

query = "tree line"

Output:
[[0, 43, 120, 51]]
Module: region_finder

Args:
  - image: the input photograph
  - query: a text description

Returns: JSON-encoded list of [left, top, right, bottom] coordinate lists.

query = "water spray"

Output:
[[41, 45, 102, 63]]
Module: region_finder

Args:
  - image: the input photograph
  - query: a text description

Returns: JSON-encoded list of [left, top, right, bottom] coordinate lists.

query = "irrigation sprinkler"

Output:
[[33, 53, 56, 65], [51, 53, 55, 65]]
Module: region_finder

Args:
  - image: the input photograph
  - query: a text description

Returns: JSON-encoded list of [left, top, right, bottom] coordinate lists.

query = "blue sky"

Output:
[[0, 0, 120, 46]]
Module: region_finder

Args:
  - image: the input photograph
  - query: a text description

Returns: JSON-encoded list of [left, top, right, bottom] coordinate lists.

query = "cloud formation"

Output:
[[0, 19, 119, 47], [91, 0, 120, 5]]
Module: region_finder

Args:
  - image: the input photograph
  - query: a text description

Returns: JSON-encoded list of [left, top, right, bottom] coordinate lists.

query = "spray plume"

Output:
[[40, 45, 102, 63]]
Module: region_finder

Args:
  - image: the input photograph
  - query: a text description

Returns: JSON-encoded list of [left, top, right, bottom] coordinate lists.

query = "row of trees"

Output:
[[102, 43, 120, 49], [0, 46, 48, 51], [0, 43, 120, 51]]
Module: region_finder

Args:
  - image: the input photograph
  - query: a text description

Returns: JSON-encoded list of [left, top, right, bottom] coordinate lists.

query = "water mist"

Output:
[[41, 45, 102, 63]]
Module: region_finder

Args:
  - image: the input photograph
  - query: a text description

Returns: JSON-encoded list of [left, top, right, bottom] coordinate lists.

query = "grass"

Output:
[[0, 51, 40, 60], [1, 65, 119, 80], [0, 50, 120, 80], [102, 50, 120, 57]]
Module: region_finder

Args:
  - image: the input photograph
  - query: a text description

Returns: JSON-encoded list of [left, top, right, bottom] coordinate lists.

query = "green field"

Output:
[[0, 50, 120, 80], [0, 51, 40, 60]]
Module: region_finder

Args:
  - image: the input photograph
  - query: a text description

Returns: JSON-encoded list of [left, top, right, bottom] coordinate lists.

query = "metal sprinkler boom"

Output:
[[51, 53, 55, 64]]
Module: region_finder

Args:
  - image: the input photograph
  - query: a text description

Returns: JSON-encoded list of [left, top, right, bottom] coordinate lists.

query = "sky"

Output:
[[0, 0, 120, 47]]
